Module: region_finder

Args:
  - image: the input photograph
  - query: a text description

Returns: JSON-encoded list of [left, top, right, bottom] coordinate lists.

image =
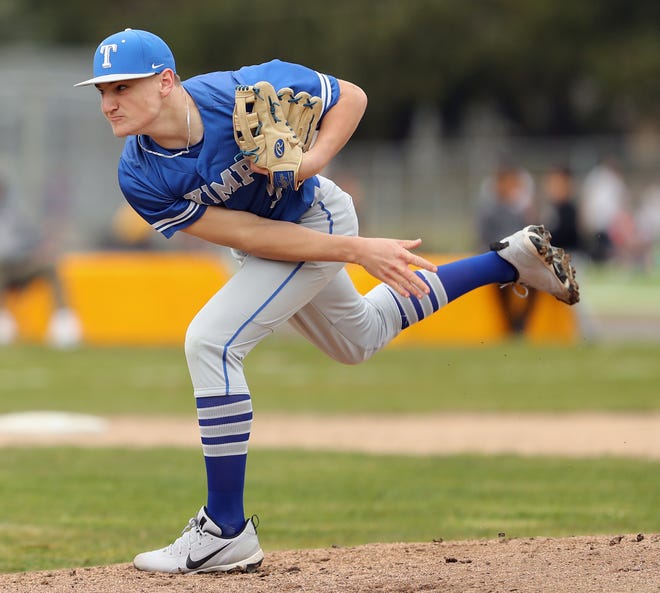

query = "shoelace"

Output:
[[167, 517, 203, 555], [498, 282, 530, 299], [511, 283, 530, 298]]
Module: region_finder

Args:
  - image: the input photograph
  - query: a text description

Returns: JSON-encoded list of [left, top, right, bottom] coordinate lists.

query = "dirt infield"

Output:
[[2, 411, 660, 459], [1, 412, 659, 592], [1, 533, 658, 593]]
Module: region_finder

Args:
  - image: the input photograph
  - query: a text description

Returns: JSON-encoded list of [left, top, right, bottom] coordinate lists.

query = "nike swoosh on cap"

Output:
[[185, 542, 232, 570], [152, 63, 165, 69]]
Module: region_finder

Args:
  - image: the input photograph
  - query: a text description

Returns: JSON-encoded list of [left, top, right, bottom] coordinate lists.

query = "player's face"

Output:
[[96, 76, 164, 138]]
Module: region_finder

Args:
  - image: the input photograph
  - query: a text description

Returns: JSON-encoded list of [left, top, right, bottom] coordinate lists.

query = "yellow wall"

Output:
[[7, 252, 578, 345]]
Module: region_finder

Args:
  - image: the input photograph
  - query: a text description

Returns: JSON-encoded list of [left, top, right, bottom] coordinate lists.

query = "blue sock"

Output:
[[436, 251, 517, 303], [381, 251, 518, 330], [204, 454, 247, 536], [197, 394, 252, 536]]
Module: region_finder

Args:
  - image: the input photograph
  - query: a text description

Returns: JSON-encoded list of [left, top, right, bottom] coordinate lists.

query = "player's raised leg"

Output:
[[383, 223, 578, 326], [290, 224, 578, 364]]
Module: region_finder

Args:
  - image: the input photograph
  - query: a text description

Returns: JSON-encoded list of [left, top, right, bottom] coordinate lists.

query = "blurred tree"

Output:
[[4, 0, 660, 139]]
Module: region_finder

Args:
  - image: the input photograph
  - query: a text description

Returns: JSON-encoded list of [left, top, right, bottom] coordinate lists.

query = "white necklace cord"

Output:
[[137, 90, 191, 159]]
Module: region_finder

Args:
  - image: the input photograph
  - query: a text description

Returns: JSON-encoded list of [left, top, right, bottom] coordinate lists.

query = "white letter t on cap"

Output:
[[100, 44, 118, 69]]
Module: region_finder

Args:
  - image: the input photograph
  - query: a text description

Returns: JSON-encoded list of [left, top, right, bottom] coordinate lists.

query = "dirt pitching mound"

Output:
[[2, 533, 657, 593]]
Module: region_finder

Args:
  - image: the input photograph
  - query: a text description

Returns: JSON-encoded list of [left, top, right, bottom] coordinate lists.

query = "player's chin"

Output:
[[106, 119, 134, 138]]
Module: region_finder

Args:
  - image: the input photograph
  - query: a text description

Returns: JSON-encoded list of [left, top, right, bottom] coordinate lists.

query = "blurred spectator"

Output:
[[579, 158, 629, 263], [633, 182, 660, 271], [0, 175, 81, 347], [100, 202, 159, 250], [476, 164, 535, 249], [475, 165, 537, 334], [540, 165, 599, 340], [539, 165, 583, 254]]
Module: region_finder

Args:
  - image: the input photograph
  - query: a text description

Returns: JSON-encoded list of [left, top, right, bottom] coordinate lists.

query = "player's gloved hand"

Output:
[[248, 151, 318, 187], [355, 237, 437, 299], [234, 81, 322, 191]]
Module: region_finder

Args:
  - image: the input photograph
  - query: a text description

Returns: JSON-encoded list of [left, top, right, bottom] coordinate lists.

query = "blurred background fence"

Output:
[[2, 47, 660, 259], [1, 30, 659, 346]]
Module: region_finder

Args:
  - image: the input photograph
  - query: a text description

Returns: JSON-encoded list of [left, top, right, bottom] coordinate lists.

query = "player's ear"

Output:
[[158, 69, 177, 97]]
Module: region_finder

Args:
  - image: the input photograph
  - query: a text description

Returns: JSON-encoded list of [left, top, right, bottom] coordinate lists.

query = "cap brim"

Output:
[[74, 71, 157, 87]]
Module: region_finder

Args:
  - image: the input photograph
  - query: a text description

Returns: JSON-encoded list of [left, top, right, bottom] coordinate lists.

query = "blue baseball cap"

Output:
[[75, 28, 176, 87]]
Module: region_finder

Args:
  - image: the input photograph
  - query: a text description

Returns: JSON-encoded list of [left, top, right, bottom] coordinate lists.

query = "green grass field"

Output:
[[1, 339, 659, 414], [0, 448, 657, 573], [0, 339, 659, 573]]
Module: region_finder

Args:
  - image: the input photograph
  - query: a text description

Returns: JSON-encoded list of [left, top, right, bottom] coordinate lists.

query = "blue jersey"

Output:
[[118, 60, 340, 237]]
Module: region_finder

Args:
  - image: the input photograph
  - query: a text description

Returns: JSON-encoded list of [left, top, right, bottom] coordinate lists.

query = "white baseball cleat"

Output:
[[491, 225, 580, 305], [133, 507, 264, 574]]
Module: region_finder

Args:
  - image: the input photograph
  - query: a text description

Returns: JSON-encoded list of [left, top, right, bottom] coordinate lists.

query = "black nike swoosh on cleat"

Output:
[[185, 542, 233, 570]]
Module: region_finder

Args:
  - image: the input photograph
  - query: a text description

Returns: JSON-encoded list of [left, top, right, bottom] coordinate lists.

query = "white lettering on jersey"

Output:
[[99, 44, 118, 69], [209, 169, 243, 201], [183, 157, 283, 209], [230, 159, 255, 186], [183, 185, 222, 205]]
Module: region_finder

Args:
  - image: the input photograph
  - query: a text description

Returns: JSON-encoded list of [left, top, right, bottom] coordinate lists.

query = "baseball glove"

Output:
[[276, 87, 323, 151], [233, 81, 303, 190]]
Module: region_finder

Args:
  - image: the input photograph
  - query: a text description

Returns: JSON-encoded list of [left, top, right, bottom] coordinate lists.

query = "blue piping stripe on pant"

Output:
[[318, 200, 334, 234], [221, 261, 305, 394], [220, 195, 335, 394]]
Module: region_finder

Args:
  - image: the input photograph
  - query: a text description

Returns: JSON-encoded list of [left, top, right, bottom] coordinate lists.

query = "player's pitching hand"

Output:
[[356, 237, 437, 299]]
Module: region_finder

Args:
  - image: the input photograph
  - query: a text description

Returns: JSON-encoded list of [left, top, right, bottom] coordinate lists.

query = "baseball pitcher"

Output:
[[76, 29, 579, 575]]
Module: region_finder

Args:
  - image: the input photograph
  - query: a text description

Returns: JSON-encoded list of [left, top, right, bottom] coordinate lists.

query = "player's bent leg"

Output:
[[290, 225, 580, 365], [133, 507, 263, 574], [184, 256, 345, 393], [491, 224, 580, 305], [288, 267, 405, 364]]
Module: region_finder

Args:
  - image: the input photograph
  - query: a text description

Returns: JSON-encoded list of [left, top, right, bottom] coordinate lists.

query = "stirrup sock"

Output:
[[197, 393, 252, 536], [387, 251, 517, 329]]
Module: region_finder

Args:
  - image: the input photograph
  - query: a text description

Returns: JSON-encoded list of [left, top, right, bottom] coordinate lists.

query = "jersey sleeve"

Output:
[[118, 156, 208, 239], [234, 60, 341, 120]]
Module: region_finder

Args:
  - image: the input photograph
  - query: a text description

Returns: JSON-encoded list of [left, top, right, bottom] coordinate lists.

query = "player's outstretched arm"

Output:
[[183, 206, 436, 298]]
